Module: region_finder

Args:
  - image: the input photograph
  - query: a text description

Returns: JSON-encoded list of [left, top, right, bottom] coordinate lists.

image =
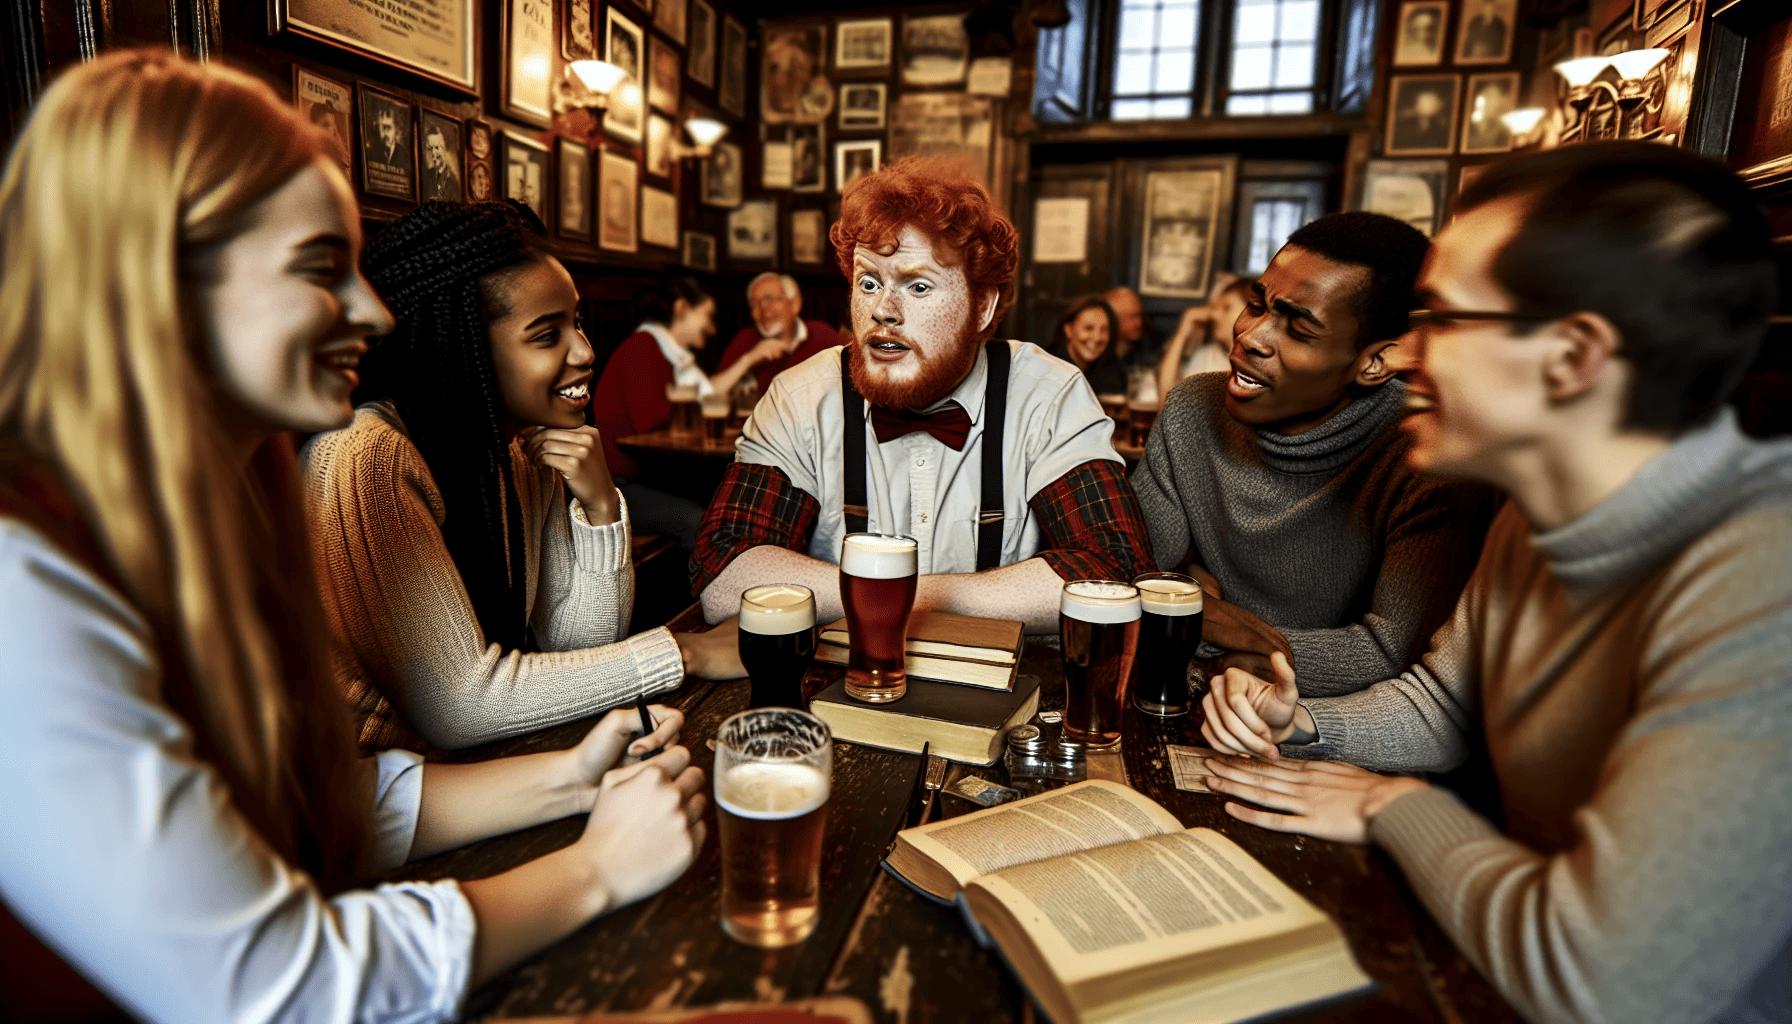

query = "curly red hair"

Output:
[[829, 158, 1020, 338]]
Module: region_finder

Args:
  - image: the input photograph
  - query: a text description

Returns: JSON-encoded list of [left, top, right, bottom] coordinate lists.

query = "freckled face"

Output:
[[1065, 306, 1110, 368], [849, 225, 994, 408]]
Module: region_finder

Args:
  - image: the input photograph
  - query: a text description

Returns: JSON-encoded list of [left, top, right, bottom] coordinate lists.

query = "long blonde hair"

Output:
[[0, 50, 367, 884]]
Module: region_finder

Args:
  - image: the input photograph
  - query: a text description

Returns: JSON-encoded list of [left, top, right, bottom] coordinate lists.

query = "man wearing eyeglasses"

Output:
[[1199, 143, 1792, 1023], [719, 273, 843, 394], [1131, 212, 1500, 692]]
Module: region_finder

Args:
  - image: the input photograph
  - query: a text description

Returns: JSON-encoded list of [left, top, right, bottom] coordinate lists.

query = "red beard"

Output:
[[847, 322, 983, 411]]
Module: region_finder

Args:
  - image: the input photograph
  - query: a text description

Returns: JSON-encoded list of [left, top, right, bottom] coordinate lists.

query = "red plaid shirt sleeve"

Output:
[[1028, 459, 1156, 583], [689, 461, 821, 596]]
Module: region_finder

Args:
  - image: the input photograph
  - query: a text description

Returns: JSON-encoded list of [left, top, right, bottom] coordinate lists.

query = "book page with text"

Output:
[[973, 828, 1331, 985], [901, 781, 1182, 889]]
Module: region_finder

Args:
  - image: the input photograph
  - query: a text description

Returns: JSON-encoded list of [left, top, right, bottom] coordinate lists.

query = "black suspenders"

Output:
[[840, 340, 1011, 571]]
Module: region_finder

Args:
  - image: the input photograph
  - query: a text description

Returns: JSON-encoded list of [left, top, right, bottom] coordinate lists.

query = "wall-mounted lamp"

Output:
[[1609, 48, 1671, 138], [1499, 106, 1548, 147], [662, 116, 730, 159], [1553, 56, 1614, 143], [553, 59, 627, 114]]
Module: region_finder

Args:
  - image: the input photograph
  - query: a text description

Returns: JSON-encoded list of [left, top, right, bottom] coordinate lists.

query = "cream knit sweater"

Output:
[[302, 404, 683, 751]]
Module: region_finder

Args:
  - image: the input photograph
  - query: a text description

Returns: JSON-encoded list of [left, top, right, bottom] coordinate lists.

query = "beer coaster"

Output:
[[1167, 744, 1223, 794], [1085, 748, 1129, 787], [947, 775, 1022, 807]]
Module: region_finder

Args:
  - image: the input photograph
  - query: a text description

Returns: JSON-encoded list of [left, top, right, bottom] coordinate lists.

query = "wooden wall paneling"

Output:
[[1022, 162, 1116, 347]]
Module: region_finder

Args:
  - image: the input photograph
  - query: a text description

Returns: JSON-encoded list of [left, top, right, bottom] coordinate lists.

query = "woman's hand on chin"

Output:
[[526, 425, 621, 523]]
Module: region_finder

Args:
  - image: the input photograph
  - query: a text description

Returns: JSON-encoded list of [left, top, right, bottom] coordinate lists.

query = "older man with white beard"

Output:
[[691, 159, 1154, 631], [718, 273, 843, 394]]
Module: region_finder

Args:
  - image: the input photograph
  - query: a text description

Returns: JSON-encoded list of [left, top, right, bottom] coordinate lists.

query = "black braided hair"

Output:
[[356, 200, 551, 652]]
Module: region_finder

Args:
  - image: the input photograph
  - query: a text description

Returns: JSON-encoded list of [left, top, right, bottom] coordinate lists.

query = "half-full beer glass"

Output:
[[839, 533, 918, 703], [1059, 580, 1141, 749], [1132, 572, 1203, 717], [739, 584, 818, 709], [715, 708, 832, 947]]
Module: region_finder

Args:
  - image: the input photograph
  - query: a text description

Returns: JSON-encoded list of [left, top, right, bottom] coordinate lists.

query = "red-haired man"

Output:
[[691, 159, 1154, 630]]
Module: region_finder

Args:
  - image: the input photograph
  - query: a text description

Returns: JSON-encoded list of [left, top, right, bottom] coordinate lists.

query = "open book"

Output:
[[884, 781, 1372, 1024], [815, 610, 1022, 691]]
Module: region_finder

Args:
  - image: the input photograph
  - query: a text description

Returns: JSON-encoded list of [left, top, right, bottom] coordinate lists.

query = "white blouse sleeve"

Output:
[[0, 521, 475, 1024]]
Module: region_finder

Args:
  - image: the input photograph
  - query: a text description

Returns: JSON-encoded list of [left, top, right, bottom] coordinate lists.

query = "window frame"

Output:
[[1072, 0, 1350, 122]]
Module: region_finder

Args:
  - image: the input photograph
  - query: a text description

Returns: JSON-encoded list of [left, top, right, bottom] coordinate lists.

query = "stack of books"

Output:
[[806, 610, 1036, 764]]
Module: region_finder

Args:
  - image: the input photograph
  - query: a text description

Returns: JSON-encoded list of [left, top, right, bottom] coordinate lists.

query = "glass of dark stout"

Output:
[[1058, 580, 1142, 750], [1131, 572, 1204, 717], [715, 708, 832, 947], [739, 583, 817, 709]]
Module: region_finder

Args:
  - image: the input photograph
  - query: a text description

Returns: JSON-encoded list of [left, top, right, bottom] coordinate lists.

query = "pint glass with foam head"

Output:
[[838, 532, 918, 703], [1132, 572, 1203, 717], [739, 584, 818, 709], [1059, 580, 1142, 749], [715, 708, 832, 947]]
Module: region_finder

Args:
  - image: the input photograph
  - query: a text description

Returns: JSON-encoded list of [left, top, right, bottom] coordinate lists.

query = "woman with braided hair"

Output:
[[304, 200, 741, 753], [0, 51, 704, 1023]]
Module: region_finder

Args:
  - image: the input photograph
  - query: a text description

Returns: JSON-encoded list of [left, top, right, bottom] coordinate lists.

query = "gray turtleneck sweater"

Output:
[[1291, 410, 1792, 1024], [1131, 372, 1500, 692]]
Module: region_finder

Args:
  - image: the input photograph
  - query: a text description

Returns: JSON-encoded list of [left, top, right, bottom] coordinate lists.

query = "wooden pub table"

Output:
[[616, 429, 742, 459], [396, 614, 1522, 1024]]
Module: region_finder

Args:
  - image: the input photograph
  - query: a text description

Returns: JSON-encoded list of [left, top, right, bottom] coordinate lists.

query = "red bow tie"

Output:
[[870, 402, 973, 450]]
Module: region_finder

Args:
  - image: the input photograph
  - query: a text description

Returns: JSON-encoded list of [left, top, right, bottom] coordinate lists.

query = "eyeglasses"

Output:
[[1407, 308, 1558, 331]]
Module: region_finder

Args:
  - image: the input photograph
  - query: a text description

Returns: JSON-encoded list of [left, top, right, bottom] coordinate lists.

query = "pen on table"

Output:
[[635, 692, 664, 760]]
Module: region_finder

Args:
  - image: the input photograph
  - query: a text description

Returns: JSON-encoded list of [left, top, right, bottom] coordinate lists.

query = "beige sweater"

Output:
[[303, 404, 683, 751], [1291, 412, 1792, 1023]]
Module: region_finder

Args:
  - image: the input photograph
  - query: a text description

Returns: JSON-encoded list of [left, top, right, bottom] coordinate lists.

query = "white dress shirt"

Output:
[[641, 321, 715, 398], [0, 519, 474, 1024], [736, 339, 1123, 574]]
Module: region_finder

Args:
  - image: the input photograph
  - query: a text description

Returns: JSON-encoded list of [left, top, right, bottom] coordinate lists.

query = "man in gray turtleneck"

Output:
[[1132, 212, 1499, 693], [1200, 143, 1791, 1023]]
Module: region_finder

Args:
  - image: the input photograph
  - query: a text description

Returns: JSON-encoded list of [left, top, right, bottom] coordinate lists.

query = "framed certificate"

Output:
[[503, 0, 554, 127], [271, 0, 475, 92]]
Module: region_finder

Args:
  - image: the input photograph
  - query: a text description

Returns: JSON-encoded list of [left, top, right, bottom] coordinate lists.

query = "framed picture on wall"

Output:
[[418, 109, 465, 202], [763, 25, 832, 124], [836, 17, 893, 70], [689, 0, 718, 87], [834, 138, 880, 193], [646, 115, 674, 178], [641, 186, 679, 248], [563, 0, 594, 61], [465, 118, 495, 200], [293, 67, 353, 178], [790, 208, 826, 264], [1454, 0, 1517, 65], [790, 124, 825, 192], [1392, 1, 1448, 67], [702, 140, 743, 207], [1385, 74, 1460, 155], [683, 230, 717, 271], [1461, 72, 1519, 153], [654, 0, 687, 46], [728, 198, 779, 262], [503, 0, 553, 127], [902, 13, 969, 86], [720, 16, 748, 116], [356, 84, 415, 201], [1360, 158, 1450, 236], [838, 81, 887, 129], [605, 8, 646, 143], [599, 149, 639, 253], [274, 0, 475, 92], [557, 139, 591, 240], [888, 93, 993, 185], [650, 37, 682, 114], [499, 131, 549, 223], [1130, 157, 1237, 301]]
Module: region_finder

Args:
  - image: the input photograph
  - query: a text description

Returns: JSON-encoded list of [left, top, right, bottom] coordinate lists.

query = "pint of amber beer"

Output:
[[666, 383, 701, 437], [839, 533, 918, 703], [700, 395, 730, 444], [716, 708, 832, 947], [1059, 580, 1141, 749]]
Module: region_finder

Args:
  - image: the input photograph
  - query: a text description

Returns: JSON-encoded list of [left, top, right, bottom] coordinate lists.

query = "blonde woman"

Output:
[[0, 51, 704, 1023]]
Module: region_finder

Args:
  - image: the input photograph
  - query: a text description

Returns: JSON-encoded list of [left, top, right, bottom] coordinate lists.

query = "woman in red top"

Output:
[[592, 278, 781, 547]]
